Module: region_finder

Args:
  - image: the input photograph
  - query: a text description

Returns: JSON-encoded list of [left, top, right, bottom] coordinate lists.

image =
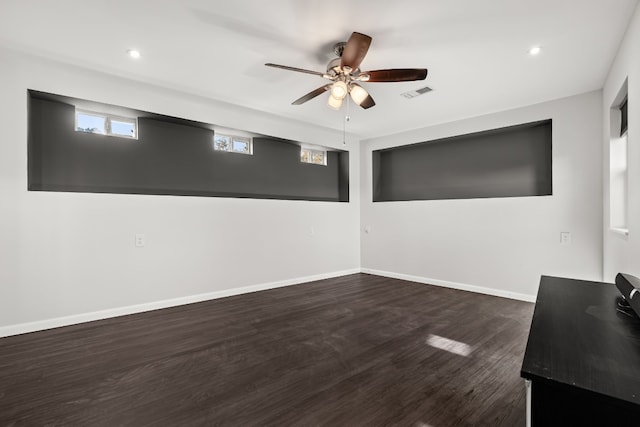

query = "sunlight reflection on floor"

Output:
[[426, 334, 472, 357]]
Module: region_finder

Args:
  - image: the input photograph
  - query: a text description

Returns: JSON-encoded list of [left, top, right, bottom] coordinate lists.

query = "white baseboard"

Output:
[[0, 268, 534, 338], [0, 268, 361, 338], [360, 268, 537, 303]]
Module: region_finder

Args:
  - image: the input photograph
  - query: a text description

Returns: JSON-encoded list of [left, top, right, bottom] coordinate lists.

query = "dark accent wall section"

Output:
[[28, 91, 349, 202], [620, 97, 628, 136], [372, 120, 552, 202]]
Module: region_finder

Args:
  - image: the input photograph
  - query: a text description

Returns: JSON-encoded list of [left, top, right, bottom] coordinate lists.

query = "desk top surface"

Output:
[[521, 276, 640, 405]]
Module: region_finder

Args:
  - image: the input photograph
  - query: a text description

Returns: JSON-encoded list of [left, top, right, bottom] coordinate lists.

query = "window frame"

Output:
[[213, 133, 231, 152], [609, 86, 629, 236], [610, 132, 628, 232], [301, 148, 327, 166], [109, 116, 137, 139], [75, 109, 138, 139], [231, 135, 253, 155], [213, 132, 253, 155], [75, 111, 106, 135]]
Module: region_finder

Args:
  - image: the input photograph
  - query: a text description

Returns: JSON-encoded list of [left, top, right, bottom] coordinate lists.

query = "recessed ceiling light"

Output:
[[127, 49, 141, 59], [529, 46, 542, 56]]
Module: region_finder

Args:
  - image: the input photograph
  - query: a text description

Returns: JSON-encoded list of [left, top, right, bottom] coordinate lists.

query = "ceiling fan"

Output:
[[265, 32, 428, 110]]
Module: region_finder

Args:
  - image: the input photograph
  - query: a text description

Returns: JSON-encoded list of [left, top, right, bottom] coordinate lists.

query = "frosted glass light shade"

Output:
[[330, 81, 348, 100], [327, 95, 343, 110], [350, 84, 368, 105]]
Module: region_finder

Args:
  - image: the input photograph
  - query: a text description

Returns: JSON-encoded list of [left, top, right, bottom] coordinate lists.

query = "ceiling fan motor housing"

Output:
[[327, 57, 362, 79], [327, 57, 342, 75]]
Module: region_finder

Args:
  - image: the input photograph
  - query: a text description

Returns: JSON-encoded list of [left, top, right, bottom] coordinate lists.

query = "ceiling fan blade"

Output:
[[359, 94, 376, 110], [292, 85, 332, 105], [340, 32, 372, 71], [265, 63, 326, 78], [364, 68, 428, 82]]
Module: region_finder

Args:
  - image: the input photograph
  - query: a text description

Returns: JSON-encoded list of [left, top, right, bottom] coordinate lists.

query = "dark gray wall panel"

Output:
[[28, 91, 349, 202], [373, 120, 552, 201]]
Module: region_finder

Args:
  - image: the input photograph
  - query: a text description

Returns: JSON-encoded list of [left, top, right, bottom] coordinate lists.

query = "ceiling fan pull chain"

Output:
[[342, 113, 346, 146], [343, 97, 351, 146]]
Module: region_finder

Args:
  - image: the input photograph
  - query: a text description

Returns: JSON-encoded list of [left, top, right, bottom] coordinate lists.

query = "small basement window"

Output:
[[213, 133, 253, 155], [301, 148, 327, 166], [232, 136, 252, 154], [110, 118, 137, 138], [75, 110, 137, 139]]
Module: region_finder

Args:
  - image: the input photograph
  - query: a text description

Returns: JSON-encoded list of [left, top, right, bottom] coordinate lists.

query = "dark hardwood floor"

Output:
[[0, 273, 533, 426]]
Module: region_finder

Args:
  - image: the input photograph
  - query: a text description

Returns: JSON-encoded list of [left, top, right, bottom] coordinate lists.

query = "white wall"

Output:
[[0, 48, 361, 334], [360, 91, 603, 300], [602, 4, 640, 282], [0, 42, 615, 334]]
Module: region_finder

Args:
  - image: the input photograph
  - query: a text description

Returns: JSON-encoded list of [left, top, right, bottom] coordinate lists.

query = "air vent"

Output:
[[401, 86, 433, 99]]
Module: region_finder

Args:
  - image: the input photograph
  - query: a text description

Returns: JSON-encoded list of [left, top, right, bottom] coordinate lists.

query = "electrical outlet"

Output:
[[135, 233, 145, 247], [560, 232, 572, 246]]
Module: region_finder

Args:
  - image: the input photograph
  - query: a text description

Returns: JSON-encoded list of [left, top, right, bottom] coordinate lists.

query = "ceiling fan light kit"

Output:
[[265, 32, 428, 111]]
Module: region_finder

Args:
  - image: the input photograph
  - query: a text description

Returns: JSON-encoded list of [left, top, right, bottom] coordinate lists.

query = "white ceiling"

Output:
[[0, 0, 637, 139]]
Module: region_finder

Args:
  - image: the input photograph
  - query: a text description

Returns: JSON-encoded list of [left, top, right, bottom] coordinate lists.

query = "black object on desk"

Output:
[[616, 273, 640, 319], [521, 276, 640, 426]]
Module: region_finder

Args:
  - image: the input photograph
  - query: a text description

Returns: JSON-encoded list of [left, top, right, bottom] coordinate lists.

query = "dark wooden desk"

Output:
[[521, 276, 640, 426]]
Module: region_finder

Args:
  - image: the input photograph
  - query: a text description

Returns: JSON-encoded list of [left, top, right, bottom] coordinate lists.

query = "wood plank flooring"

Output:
[[0, 273, 534, 426]]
